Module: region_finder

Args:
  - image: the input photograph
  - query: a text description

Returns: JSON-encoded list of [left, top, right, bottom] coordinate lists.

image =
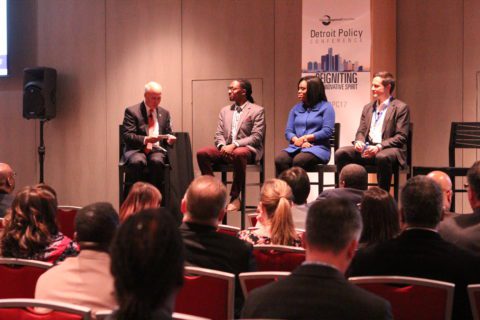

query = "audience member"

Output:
[[0, 185, 78, 263], [180, 175, 255, 317], [35, 202, 119, 314], [119, 181, 161, 222], [242, 198, 392, 319], [439, 161, 480, 254], [237, 179, 302, 247], [427, 170, 455, 217], [0, 163, 15, 218], [348, 176, 480, 320], [278, 166, 310, 229], [359, 187, 400, 248], [316, 163, 367, 208], [109, 208, 183, 319]]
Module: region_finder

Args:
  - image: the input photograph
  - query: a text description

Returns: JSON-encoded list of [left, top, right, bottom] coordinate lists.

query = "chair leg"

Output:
[[318, 168, 324, 194], [164, 165, 171, 208], [394, 170, 399, 201], [222, 169, 228, 225], [241, 179, 246, 230]]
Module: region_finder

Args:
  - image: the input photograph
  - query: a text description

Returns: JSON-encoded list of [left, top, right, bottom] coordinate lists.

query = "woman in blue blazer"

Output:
[[275, 76, 335, 176]]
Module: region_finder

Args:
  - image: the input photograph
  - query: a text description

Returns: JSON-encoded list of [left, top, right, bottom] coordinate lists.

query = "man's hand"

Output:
[[354, 141, 366, 153], [145, 136, 161, 144], [362, 145, 381, 158], [220, 144, 236, 160], [166, 134, 177, 146]]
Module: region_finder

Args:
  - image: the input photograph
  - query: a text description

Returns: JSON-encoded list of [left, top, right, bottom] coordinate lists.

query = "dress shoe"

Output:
[[226, 198, 241, 212]]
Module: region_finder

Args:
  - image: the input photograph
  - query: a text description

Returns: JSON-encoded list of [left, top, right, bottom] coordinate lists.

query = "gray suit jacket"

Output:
[[214, 102, 265, 161], [438, 209, 480, 255], [355, 98, 410, 166]]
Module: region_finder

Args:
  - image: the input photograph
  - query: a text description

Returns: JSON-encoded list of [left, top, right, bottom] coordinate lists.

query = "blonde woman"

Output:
[[237, 179, 302, 247], [119, 182, 162, 222]]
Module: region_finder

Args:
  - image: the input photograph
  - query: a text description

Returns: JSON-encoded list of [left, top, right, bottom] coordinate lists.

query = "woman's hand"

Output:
[[293, 136, 306, 147], [301, 141, 312, 149]]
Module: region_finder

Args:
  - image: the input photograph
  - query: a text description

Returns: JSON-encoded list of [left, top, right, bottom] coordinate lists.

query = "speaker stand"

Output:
[[38, 119, 47, 183]]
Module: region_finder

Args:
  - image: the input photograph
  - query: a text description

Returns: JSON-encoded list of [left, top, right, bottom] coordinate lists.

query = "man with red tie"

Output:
[[121, 81, 176, 199]]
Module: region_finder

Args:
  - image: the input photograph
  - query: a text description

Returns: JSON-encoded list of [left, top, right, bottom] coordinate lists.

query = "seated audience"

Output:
[[427, 170, 456, 217], [119, 181, 161, 222], [0, 163, 15, 218], [348, 176, 480, 320], [237, 179, 302, 247], [278, 166, 310, 229], [0, 185, 78, 263], [439, 161, 480, 254], [359, 187, 400, 248], [180, 175, 255, 317], [242, 198, 392, 319], [316, 163, 367, 208], [35, 202, 119, 314], [109, 208, 184, 319]]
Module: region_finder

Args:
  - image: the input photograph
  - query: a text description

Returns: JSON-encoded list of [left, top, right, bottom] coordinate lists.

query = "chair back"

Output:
[[0, 258, 52, 299], [239, 271, 290, 298], [175, 266, 235, 320], [331, 122, 341, 154], [57, 205, 81, 239], [468, 284, 480, 320], [252, 245, 305, 272], [217, 224, 240, 237], [95, 309, 112, 320], [0, 298, 91, 320], [349, 276, 454, 320], [449, 122, 480, 166]]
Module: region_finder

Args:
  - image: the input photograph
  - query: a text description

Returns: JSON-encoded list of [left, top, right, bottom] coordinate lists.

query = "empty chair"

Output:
[[252, 245, 306, 272], [175, 266, 235, 320], [0, 258, 52, 298], [468, 284, 480, 320], [239, 271, 290, 298], [349, 276, 454, 320], [0, 298, 91, 320], [57, 205, 81, 239]]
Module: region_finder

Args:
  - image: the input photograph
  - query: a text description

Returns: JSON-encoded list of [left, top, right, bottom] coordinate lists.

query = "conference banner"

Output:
[[302, 0, 371, 147]]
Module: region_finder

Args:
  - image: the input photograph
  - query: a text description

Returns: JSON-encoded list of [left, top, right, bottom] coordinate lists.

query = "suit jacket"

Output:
[[355, 98, 410, 167], [316, 187, 365, 208], [242, 264, 392, 320], [0, 192, 13, 218], [348, 229, 480, 320], [121, 101, 172, 164], [438, 208, 480, 255], [35, 250, 117, 314], [214, 102, 265, 162]]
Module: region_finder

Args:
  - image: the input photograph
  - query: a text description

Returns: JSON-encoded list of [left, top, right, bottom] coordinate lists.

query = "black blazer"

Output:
[[242, 264, 392, 320], [355, 98, 410, 166], [348, 229, 480, 320], [121, 102, 172, 163], [316, 187, 365, 208]]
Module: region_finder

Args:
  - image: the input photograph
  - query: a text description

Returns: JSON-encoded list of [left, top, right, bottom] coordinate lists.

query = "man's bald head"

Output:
[[340, 164, 368, 190], [0, 163, 15, 193], [427, 171, 452, 211], [185, 175, 227, 223]]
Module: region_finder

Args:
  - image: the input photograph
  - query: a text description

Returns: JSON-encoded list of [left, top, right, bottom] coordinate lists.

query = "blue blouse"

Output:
[[283, 100, 335, 162]]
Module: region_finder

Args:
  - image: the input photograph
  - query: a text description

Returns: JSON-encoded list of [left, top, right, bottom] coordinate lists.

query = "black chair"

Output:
[[413, 122, 480, 210], [364, 123, 413, 201], [119, 124, 170, 207], [305, 122, 340, 194], [212, 153, 265, 230]]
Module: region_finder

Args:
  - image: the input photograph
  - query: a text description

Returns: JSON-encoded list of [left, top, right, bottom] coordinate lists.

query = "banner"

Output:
[[302, 0, 371, 146]]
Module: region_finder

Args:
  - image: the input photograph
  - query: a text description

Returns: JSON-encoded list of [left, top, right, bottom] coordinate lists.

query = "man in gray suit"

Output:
[[0, 163, 15, 217], [197, 79, 265, 211], [242, 198, 392, 319], [335, 71, 410, 192], [439, 161, 480, 254]]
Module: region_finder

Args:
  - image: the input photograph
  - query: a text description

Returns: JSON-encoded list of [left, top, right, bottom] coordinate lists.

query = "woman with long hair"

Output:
[[0, 185, 78, 263], [237, 179, 301, 247], [119, 182, 162, 222], [275, 75, 335, 176], [359, 187, 400, 247]]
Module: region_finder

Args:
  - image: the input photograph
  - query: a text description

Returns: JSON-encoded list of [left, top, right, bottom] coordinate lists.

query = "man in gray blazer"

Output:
[[335, 72, 410, 192], [197, 79, 265, 211]]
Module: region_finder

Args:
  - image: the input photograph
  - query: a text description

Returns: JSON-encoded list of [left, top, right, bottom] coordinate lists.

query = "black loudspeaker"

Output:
[[23, 67, 57, 120]]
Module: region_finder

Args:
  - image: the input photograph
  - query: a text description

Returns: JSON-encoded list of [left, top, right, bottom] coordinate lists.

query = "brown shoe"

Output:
[[226, 198, 241, 212]]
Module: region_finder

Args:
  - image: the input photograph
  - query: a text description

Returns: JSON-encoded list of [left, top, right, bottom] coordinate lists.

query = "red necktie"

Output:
[[145, 112, 154, 154]]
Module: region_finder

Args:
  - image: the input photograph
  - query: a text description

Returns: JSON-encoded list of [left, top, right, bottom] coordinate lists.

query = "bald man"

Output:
[[0, 163, 15, 217], [427, 170, 455, 217], [121, 81, 176, 200]]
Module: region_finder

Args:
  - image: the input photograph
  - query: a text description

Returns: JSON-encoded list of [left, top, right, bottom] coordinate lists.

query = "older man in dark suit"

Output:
[[197, 79, 265, 211], [242, 198, 392, 319], [121, 81, 176, 198], [348, 176, 480, 320], [335, 71, 410, 192]]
